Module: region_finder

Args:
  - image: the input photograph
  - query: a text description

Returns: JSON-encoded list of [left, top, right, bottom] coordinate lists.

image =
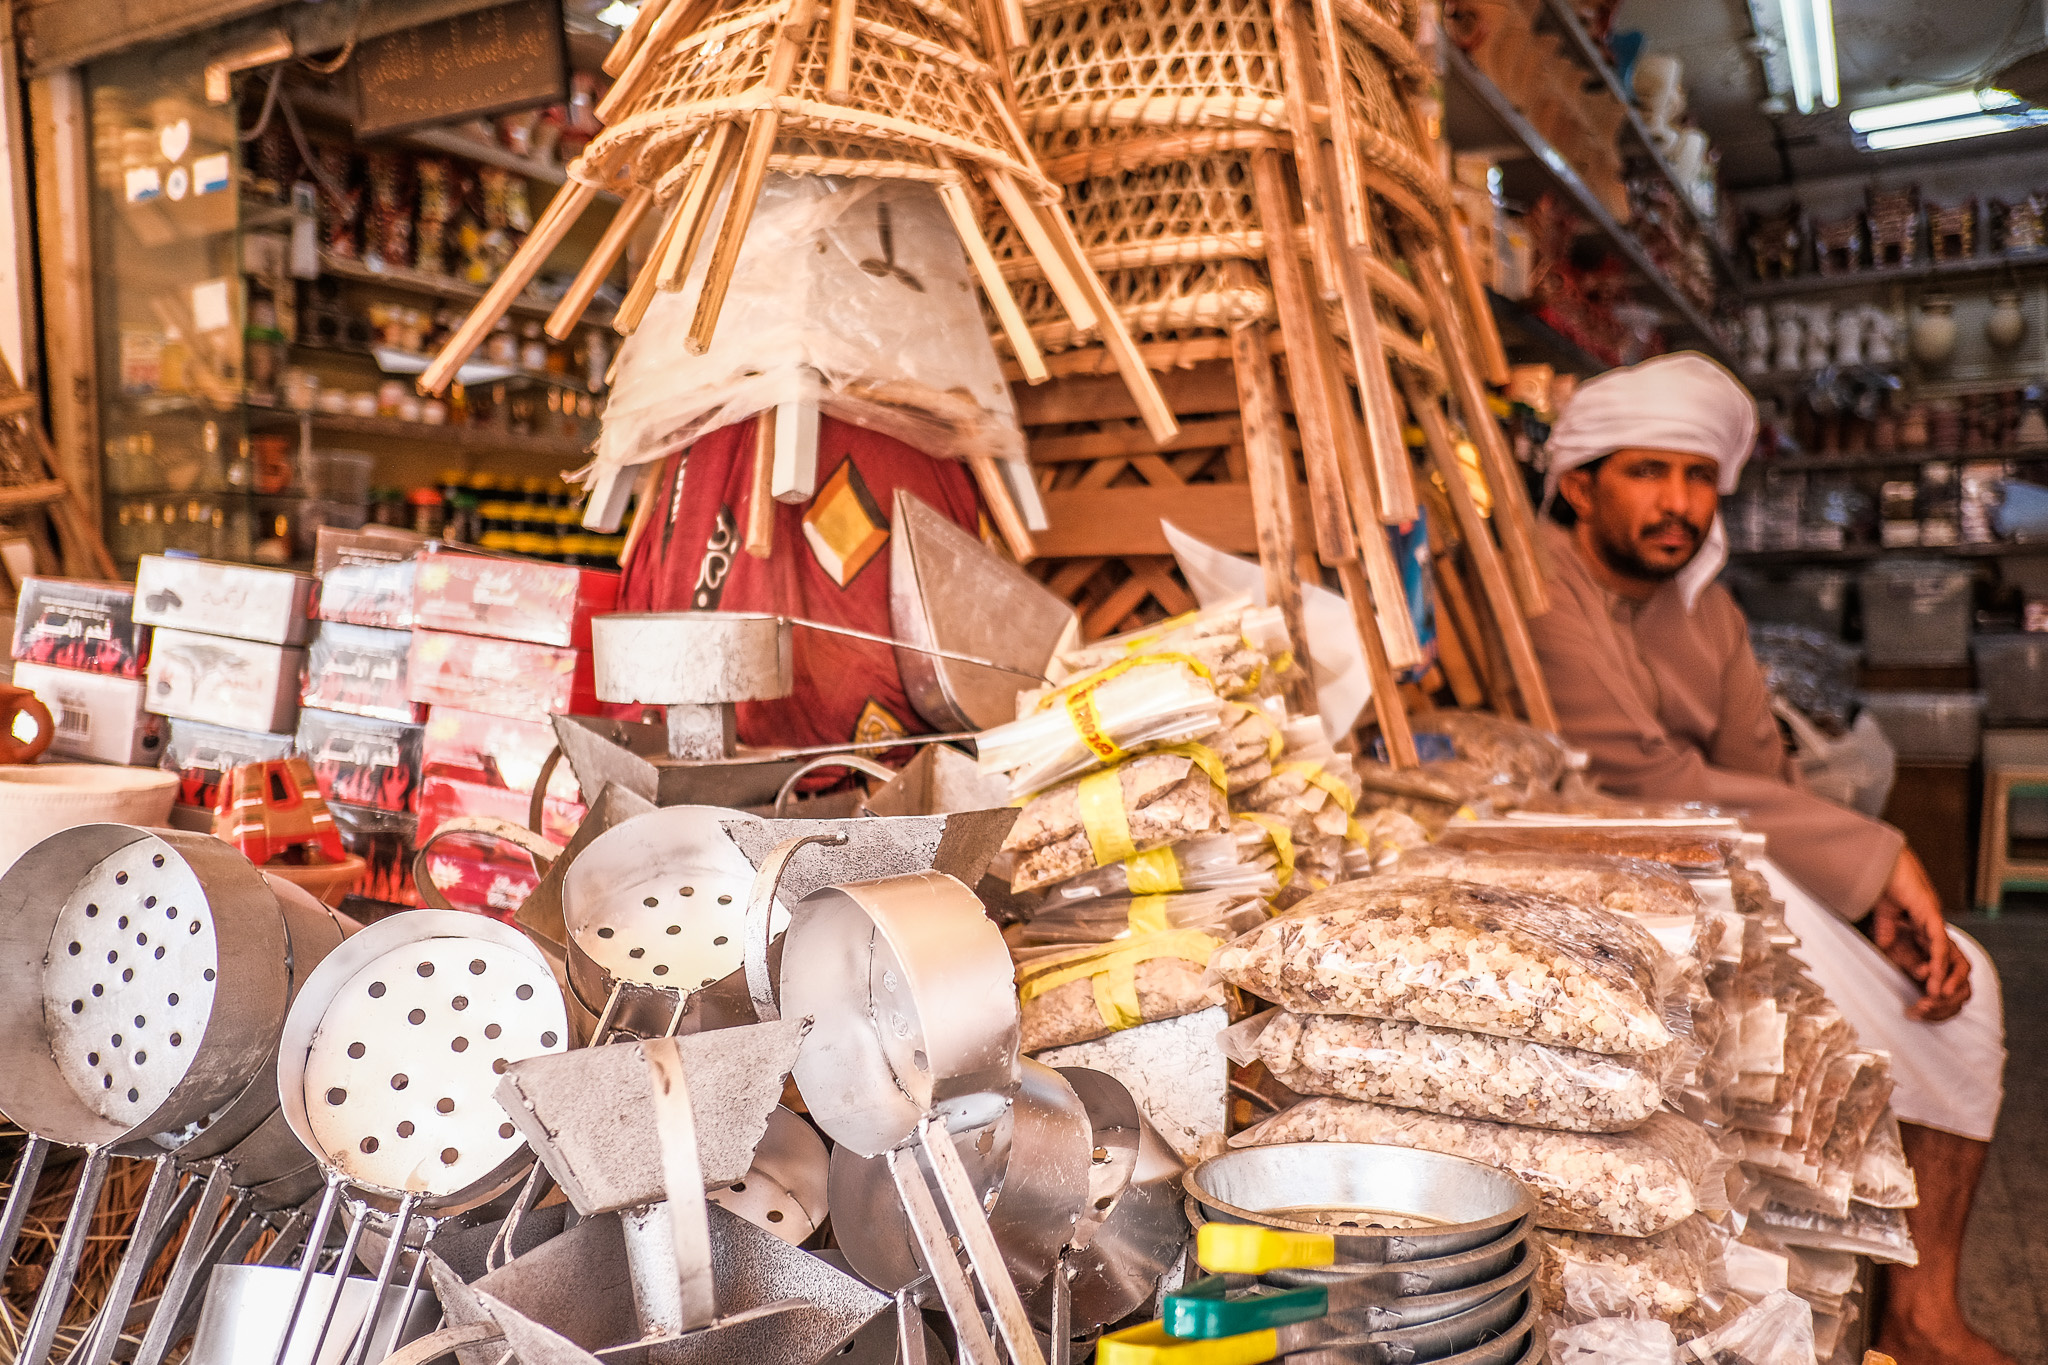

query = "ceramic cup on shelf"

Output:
[[1911, 295, 1959, 368], [1987, 290, 2027, 350]]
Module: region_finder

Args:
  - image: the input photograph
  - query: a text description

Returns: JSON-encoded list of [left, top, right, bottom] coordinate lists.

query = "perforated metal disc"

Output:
[[564, 807, 786, 993], [300, 935, 567, 1197], [43, 844, 218, 1129]]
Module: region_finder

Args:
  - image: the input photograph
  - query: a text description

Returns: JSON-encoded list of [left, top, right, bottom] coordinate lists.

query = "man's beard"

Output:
[[1592, 515, 1703, 583]]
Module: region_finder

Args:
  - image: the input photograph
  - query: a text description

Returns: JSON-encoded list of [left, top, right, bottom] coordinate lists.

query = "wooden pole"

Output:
[[1337, 559, 1418, 767], [1404, 375, 1558, 732], [1247, 147, 1356, 567], [969, 456, 1038, 562], [547, 187, 655, 338], [746, 410, 777, 558], [1227, 315, 1317, 716], [421, 177, 597, 393], [933, 158, 1047, 383]]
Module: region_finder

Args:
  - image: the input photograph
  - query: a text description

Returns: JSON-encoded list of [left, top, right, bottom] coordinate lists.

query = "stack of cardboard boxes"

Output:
[[10, 576, 159, 765]]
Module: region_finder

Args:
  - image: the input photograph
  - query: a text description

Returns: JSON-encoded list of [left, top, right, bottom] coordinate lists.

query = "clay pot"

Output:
[[1987, 291, 2027, 350], [1911, 296, 1959, 367]]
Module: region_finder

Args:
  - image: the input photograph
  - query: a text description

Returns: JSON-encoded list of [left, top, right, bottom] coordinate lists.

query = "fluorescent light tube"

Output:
[[1776, 0, 1840, 113], [1810, 0, 1839, 107], [1850, 89, 2015, 133], [1781, 0, 1817, 113], [1862, 111, 2046, 151]]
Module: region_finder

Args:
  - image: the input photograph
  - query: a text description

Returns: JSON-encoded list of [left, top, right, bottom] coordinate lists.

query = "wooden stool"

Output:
[[1975, 762, 2048, 915]]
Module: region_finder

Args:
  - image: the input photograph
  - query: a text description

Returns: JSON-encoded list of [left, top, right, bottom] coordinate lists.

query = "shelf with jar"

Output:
[[1740, 188, 2048, 300]]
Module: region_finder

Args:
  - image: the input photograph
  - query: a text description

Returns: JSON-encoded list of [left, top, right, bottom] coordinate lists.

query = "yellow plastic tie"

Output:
[[1098, 1322, 1279, 1365], [1067, 687, 1127, 765], [1241, 812, 1296, 888], [1016, 929, 1223, 1031], [1196, 1222, 1337, 1274], [1127, 895, 1171, 935], [1078, 766, 1137, 867], [1157, 741, 1229, 793], [1276, 761, 1358, 813], [1125, 845, 1185, 894]]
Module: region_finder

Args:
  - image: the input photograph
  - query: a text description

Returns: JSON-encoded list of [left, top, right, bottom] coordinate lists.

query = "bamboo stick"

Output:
[[933, 159, 1047, 383], [1405, 375, 1558, 732], [547, 187, 656, 339], [1337, 559, 1418, 767], [746, 410, 777, 558], [1030, 200, 1179, 444], [688, 110, 783, 353], [826, 0, 859, 99], [604, 0, 673, 76], [970, 455, 1038, 561], [421, 176, 598, 394], [983, 170, 1097, 334], [1227, 314, 1316, 716], [1247, 147, 1355, 567], [1402, 231, 1549, 617]]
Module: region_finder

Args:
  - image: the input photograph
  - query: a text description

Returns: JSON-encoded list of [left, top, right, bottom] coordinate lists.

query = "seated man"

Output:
[[1526, 353, 2009, 1365]]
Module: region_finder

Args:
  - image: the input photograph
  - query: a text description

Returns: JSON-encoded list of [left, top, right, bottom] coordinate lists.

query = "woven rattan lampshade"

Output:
[[423, 0, 1180, 442]]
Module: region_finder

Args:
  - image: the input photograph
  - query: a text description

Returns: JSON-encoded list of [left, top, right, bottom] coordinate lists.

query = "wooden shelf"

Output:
[[1530, 0, 1738, 287], [288, 88, 618, 202], [1487, 289, 1604, 374], [1730, 540, 2048, 563], [1761, 446, 2048, 473], [317, 252, 615, 328], [246, 405, 593, 460], [1741, 251, 2048, 301], [1445, 48, 1733, 367]]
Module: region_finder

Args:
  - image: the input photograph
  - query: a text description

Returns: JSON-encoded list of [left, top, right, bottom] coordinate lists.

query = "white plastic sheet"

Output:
[[587, 174, 1024, 489], [1162, 520, 1368, 744]]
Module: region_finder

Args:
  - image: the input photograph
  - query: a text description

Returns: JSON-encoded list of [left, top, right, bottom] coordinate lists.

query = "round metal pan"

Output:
[[1185, 1144, 1536, 1263], [1279, 1288, 1540, 1365], [707, 1105, 831, 1246], [1278, 1281, 1526, 1357], [562, 805, 788, 1039], [276, 910, 570, 1213], [1268, 1237, 1538, 1327], [0, 824, 291, 1148], [1186, 1203, 1533, 1296], [780, 870, 1019, 1156], [828, 1057, 1090, 1291]]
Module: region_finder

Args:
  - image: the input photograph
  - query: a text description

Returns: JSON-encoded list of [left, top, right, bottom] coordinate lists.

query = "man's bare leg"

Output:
[[1877, 1123, 2016, 1365]]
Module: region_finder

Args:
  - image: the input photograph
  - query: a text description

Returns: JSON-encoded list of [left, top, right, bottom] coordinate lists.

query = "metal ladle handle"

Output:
[[745, 832, 847, 1022], [0, 1134, 50, 1295], [16, 1145, 112, 1365], [787, 617, 1050, 682]]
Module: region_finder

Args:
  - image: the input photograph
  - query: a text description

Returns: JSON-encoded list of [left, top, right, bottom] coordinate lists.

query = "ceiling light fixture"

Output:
[[1776, 0, 1839, 114], [1848, 89, 2048, 150]]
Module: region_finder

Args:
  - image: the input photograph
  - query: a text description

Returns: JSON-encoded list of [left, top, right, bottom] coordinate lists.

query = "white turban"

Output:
[[1543, 352, 1758, 612]]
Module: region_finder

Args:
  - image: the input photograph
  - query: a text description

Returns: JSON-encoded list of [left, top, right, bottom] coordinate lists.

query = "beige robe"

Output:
[[1526, 521, 1902, 921]]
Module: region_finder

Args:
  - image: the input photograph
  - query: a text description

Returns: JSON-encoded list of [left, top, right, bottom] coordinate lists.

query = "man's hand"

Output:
[[1868, 849, 1971, 1022]]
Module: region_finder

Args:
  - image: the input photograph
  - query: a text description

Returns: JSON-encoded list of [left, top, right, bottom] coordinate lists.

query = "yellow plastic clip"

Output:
[[1096, 1322, 1280, 1365], [1195, 1223, 1336, 1274]]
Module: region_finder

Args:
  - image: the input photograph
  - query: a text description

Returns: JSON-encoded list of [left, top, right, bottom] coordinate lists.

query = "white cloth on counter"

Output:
[[1758, 857, 2005, 1143]]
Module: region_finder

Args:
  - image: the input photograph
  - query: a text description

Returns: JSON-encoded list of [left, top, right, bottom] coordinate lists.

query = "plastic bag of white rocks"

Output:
[[1541, 1215, 1728, 1333], [1851, 1110, 1918, 1210], [1034, 832, 1279, 904], [1677, 1289, 1816, 1365], [1210, 875, 1677, 1055], [1749, 1200, 1917, 1266], [1235, 1095, 1725, 1237], [1552, 1318, 1679, 1365], [1232, 1009, 1672, 1132]]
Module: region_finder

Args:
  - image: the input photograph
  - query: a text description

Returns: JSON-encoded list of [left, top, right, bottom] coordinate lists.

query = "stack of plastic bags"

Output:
[[981, 598, 1371, 1053], [1207, 866, 1753, 1335]]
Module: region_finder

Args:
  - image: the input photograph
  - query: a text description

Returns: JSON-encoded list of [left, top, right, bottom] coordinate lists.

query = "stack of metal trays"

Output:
[[1178, 1143, 1544, 1365]]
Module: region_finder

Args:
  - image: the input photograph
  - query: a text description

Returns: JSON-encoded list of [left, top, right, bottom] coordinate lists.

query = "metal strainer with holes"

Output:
[[560, 805, 785, 1041], [705, 1105, 830, 1246], [0, 823, 291, 1365], [270, 910, 571, 1365]]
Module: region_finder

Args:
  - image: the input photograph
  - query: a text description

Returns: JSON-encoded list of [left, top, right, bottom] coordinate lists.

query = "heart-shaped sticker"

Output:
[[158, 119, 190, 164]]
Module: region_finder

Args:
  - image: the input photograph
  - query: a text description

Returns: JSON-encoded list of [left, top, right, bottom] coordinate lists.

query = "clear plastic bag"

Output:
[[1552, 1318, 1680, 1365], [1047, 600, 1294, 697], [1392, 849, 1705, 927], [1011, 892, 1265, 1050], [1437, 824, 1740, 875], [1750, 1200, 1918, 1266], [1032, 832, 1280, 903], [1415, 709, 1575, 790], [1542, 1215, 1724, 1330], [1239, 1009, 1672, 1133], [977, 659, 1225, 798], [1237, 1095, 1722, 1237], [1209, 875, 1676, 1055], [1851, 1111, 1919, 1210], [1677, 1288, 1817, 1365], [1001, 753, 1232, 893], [588, 176, 1023, 479]]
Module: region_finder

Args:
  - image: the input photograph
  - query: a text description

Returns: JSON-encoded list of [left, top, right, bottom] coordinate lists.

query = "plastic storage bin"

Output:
[[1858, 560, 1974, 666], [1973, 634, 2048, 724], [1727, 566, 1853, 638], [1858, 690, 1985, 765]]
